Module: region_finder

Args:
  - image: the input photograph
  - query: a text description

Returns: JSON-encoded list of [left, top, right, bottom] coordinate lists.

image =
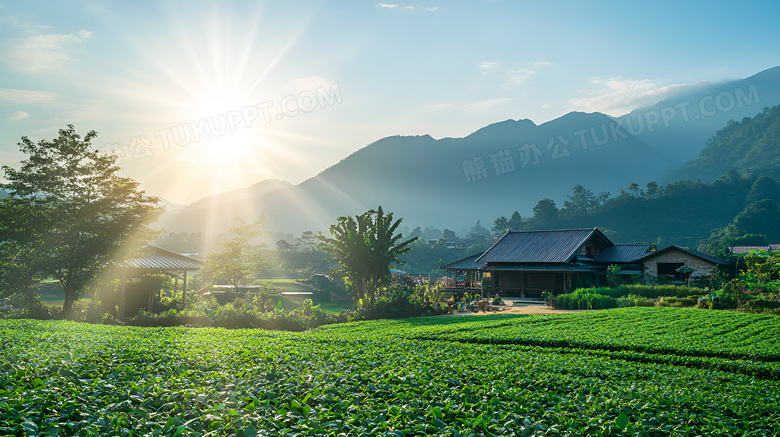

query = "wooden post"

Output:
[[174, 277, 179, 299], [520, 272, 525, 298], [182, 270, 188, 304]]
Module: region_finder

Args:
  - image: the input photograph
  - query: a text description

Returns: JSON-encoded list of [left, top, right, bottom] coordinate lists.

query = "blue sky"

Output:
[[1, 0, 778, 204]]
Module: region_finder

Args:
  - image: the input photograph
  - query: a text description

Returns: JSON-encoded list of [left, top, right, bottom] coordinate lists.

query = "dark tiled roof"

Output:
[[476, 228, 611, 263], [730, 244, 780, 254], [595, 244, 653, 263], [480, 263, 594, 272], [637, 245, 729, 266], [439, 253, 485, 271]]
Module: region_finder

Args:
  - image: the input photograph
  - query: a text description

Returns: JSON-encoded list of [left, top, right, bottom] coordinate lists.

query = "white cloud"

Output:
[[0, 88, 59, 107], [7, 111, 29, 120], [376, 4, 431, 11], [425, 7, 439, 11], [478, 61, 500, 71], [3, 28, 93, 73], [566, 77, 709, 116]]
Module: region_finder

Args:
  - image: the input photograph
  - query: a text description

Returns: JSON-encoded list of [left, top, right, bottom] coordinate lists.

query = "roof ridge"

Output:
[[507, 227, 599, 233]]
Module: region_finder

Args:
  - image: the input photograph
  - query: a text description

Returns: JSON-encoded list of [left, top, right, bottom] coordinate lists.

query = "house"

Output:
[[636, 245, 729, 283], [114, 245, 203, 319], [439, 228, 727, 298], [729, 244, 780, 254], [438, 253, 485, 291]]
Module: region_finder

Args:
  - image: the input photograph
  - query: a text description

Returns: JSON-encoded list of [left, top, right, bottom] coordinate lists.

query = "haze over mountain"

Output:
[[159, 67, 780, 236], [617, 66, 779, 170], [160, 111, 668, 234]]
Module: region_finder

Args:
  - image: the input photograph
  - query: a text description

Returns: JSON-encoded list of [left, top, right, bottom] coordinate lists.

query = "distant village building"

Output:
[[114, 245, 202, 319], [439, 228, 728, 297], [729, 244, 780, 254]]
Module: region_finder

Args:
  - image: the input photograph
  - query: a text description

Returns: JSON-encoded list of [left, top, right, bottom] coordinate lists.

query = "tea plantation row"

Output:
[[2, 307, 779, 436]]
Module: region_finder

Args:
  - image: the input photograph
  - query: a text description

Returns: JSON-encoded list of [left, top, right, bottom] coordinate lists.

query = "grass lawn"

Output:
[[317, 301, 353, 314], [256, 278, 314, 293]]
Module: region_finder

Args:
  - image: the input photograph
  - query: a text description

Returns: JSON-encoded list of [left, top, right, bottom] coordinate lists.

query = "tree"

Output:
[[442, 228, 458, 241], [297, 231, 322, 251], [531, 198, 559, 228], [318, 206, 416, 309], [409, 226, 424, 240], [467, 220, 491, 243], [644, 181, 660, 198], [507, 211, 524, 230], [203, 218, 267, 287], [491, 216, 509, 239], [563, 184, 598, 215], [747, 176, 780, 204], [0, 126, 161, 317]]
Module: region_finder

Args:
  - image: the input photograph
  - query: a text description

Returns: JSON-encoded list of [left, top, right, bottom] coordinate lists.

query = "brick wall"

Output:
[[642, 250, 718, 281]]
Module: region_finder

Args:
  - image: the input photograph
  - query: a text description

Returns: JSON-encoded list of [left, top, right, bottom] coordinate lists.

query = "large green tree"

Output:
[[203, 217, 267, 287], [0, 125, 161, 317], [319, 206, 416, 309]]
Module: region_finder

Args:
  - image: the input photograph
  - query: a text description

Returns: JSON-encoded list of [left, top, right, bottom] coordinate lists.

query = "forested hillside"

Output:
[[670, 105, 780, 183]]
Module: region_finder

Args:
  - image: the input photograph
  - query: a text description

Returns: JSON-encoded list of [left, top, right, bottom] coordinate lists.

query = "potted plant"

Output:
[[542, 291, 555, 307]]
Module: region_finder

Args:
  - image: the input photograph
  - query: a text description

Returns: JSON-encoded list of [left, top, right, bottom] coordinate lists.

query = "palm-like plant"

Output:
[[319, 206, 417, 309]]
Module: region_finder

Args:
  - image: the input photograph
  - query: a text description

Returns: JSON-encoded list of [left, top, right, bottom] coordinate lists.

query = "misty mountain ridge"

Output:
[[158, 66, 780, 236], [160, 111, 670, 234]]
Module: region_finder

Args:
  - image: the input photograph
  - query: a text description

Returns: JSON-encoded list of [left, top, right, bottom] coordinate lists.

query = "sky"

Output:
[[1, 0, 778, 204]]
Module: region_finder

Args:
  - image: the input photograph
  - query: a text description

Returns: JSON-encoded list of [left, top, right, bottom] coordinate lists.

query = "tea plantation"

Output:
[[2, 307, 779, 436]]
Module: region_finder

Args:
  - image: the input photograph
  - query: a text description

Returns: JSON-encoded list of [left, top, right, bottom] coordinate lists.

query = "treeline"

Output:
[[489, 170, 780, 255]]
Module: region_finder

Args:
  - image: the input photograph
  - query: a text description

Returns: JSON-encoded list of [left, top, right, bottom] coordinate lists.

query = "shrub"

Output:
[[740, 299, 780, 312], [613, 284, 705, 299], [656, 297, 698, 307], [616, 294, 655, 308], [555, 289, 617, 310]]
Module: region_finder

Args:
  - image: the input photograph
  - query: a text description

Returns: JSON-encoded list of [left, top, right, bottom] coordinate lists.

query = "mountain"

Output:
[[181, 178, 293, 213], [160, 66, 780, 235], [617, 66, 780, 170], [160, 112, 670, 234], [158, 198, 185, 214], [668, 106, 780, 183]]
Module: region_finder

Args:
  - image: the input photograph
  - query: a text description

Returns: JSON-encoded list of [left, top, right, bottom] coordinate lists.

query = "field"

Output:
[[2, 307, 779, 436]]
